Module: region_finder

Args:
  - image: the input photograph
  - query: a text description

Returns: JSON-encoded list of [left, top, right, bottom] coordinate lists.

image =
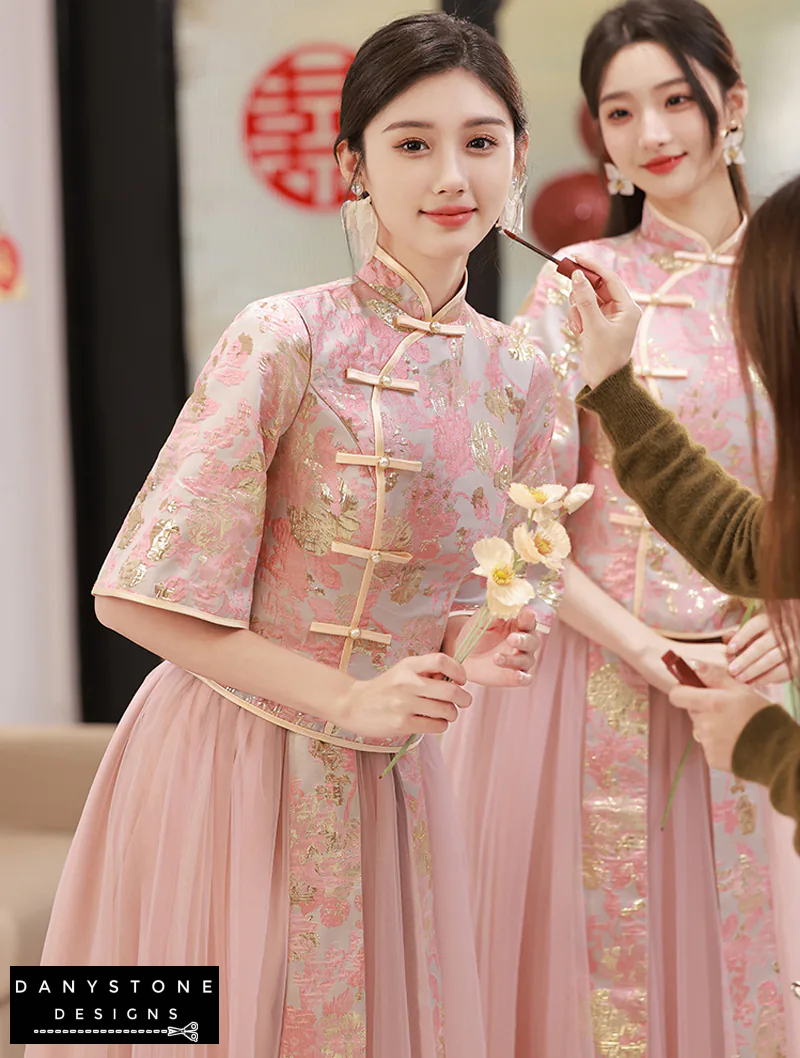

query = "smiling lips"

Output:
[[642, 153, 686, 175], [422, 206, 477, 227]]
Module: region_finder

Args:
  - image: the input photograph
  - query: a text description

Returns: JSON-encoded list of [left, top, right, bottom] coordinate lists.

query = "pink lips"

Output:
[[422, 207, 476, 228], [642, 154, 686, 175]]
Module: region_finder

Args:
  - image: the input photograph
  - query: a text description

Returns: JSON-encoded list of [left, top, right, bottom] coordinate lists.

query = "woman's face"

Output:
[[597, 42, 744, 204], [341, 68, 522, 268]]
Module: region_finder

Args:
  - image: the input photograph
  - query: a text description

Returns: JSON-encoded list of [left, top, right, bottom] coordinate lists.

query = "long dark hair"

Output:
[[335, 12, 527, 177], [579, 0, 749, 236], [733, 175, 800, 660]]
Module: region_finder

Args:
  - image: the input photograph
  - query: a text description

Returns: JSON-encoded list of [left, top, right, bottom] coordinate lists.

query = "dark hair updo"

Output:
[[335, 12, 527, 181], [580, 0, 749, 236]]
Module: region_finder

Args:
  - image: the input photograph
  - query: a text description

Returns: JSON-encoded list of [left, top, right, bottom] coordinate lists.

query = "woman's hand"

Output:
[[724, 612, 794, 686], [338, 653, 471, 738], [567, 255, 642, 389], [633, 636, 727, 695], [669, 662, 772, 771], [442, 606, 542, 688]]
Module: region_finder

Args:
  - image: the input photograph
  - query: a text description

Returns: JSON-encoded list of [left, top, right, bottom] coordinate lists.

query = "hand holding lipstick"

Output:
[[567, 255, 642, 389]]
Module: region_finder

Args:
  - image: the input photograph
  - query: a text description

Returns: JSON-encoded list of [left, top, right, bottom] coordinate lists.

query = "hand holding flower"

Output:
[[380, 478, 595, 777]]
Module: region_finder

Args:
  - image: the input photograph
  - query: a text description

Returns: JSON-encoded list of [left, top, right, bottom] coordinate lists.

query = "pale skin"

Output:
[[97, 69, 541, 742], [669, 663, 772, 772], [533, 43, 780, 692]]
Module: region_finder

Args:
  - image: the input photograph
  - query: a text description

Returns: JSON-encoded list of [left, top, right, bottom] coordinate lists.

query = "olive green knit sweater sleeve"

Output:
[[733, 705, 800, 855], [576, 362, 764, 598]]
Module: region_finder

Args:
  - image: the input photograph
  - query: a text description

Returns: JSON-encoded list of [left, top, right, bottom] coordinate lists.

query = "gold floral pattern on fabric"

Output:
[[279, 739, 366, 1058], [146, 519, 181, 562], [590, 988, 647, 1058], [288, 483, 360, 557], [507, 329, 537, 362], [117, 498, 145, 550], [647, 250, 695, 273], [586, 663, 648, 739], [484, 384, 526, 424], [469, 420, 501, 476]]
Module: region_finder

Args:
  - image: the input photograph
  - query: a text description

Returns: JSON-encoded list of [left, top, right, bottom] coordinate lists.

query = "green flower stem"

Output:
[[661, 598, 758, 829], [381, 606, 495, 779], [660, 737, 695, 830]]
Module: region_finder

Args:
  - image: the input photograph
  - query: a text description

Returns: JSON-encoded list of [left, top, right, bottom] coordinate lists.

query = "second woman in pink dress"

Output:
[[444, 2, 798, 1055]]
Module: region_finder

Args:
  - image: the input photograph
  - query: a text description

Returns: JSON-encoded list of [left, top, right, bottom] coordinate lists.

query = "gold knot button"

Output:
[[377, 455, 390, 468], [429, 321, 442, 334], [349, 628, 362, 640]]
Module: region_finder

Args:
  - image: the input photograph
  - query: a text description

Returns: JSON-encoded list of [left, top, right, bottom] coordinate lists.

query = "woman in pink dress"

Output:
[[28, 14, 559, 1058], [444, 2, 798, 1055]]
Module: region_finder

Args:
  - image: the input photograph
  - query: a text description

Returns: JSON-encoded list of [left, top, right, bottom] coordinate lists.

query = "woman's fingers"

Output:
[[725, 612, 769, 654], [736, 649, 790, 686], [417, 676, 472, 711], [570, 269, 607, 327], [728, 630, 780, 677], [409, 652, 467, 684], [572, 252, 636, 307]]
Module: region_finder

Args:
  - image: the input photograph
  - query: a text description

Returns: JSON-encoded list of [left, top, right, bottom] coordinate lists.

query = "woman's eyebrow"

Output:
[[599, 76, 689, 105], [382, 116, 509, 133]]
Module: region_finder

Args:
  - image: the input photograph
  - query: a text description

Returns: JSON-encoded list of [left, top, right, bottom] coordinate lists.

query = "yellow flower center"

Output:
[[491, 565, 515, 586], [534, 533, 554, 556], [529, 488, 548, 504]]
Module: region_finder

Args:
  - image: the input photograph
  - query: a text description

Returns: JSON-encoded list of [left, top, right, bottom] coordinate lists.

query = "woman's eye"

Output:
[[467, 136, 497, 150], [606, 108, 630, 122], [398, 139, 427, 153], [666, 94, 692, 107]]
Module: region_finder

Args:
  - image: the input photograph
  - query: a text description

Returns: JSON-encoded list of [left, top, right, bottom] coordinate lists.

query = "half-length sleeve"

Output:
[[512, 261, 582, 489], [451, 334, 561, 631], [504, 339, 562, 630], [93, 297, 310, 627]]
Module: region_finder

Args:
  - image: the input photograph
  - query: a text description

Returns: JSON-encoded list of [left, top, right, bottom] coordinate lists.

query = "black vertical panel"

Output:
[[443, 0, 504, 320], [55, 0, 187, 721]]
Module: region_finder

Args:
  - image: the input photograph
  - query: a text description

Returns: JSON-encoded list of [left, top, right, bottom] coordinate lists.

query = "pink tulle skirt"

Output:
[[26, 661, 485, 1058], [443, 621, 798, 1058]]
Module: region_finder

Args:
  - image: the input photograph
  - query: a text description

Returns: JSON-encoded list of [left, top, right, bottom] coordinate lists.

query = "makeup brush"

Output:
[[501, 228, 609, 302]]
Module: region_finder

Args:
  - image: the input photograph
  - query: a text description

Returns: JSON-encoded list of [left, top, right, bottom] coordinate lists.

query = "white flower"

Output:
[[508, 482, 567, 520], [563, 483, 595, 514], [472, 537, 536, 619], [604, 162, 635, 197], [723, 127, 745, 166], [513, 521, 571, 571]]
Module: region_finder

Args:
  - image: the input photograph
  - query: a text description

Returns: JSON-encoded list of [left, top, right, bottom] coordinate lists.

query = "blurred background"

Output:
[[3, 0, 800, 726]]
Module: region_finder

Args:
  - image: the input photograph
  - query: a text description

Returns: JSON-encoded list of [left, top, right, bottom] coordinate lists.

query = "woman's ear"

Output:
[[725, 81, 749, 131], [514, 131, 530, 178], [336, 141, 360, 190]]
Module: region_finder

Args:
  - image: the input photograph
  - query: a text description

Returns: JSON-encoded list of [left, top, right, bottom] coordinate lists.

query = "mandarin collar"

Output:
[[357, 246, 468, 325], [639, 200, 746, 257]]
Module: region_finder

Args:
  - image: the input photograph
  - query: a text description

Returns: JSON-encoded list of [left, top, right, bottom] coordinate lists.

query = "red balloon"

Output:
[[578, 100, 601, 158], [529, 170, 609, 254]]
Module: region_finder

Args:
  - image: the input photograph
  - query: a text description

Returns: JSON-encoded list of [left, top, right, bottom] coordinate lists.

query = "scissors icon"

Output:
[[167, 1022, 199, 1042]]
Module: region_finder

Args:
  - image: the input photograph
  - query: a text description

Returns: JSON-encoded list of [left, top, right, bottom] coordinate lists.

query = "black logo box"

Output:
[[12, 967, 219, 1045]]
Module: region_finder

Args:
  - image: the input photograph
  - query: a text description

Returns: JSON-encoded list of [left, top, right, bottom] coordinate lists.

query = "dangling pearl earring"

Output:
[[604, 162, 635, 196], [722, 123, 746, 166], [340, 180, 378, 268], [496, 173, 528, 234]]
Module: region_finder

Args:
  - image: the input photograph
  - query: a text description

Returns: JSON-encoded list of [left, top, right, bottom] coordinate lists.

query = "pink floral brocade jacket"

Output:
[[94, 248, 558, 750]]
